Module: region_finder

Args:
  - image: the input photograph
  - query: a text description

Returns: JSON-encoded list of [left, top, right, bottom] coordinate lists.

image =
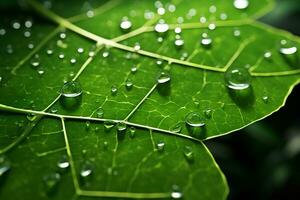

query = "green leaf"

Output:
[[0, 0, 299, 199]]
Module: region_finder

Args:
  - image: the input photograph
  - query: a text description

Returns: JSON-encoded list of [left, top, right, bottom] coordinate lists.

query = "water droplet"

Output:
[[102, 50, 110, 58], [279, 46, 297, 55], [131, 65, 138, 74], [204, 109, 212, 118], [233, 0, 249, 10], [6, 44, 13, 54], [25, 20, 33, 28], [120, 17, 132, 32], [129, 127, 136, 138], [185, 112, 206, 137], [0, 28, 6, 36], [104, 121, 115, 131], [80, 162, 93, 178], [224, 68, 251, 90], [170, 123, 182, 133], [262, 96, 269, 103], [155, 20, 169, 34], [50, 108, 58, 114], [199, 16, 207, 23], [30, 55, 40, 67], [37, 68, 45, 75], [96, 108, 104, 118], [174, 27, 182, 34], [61, 81, 82, 98], [156, 141, 165, 152], [70, 58, 77, 64], [111, 85, 118, 95], [26, 113, 36, 121], [264, 51, 272, 60], [157, 7, 165, 15], [133, 43, 141, 51], [46, 49, 53, 55], [58, 53, 65, 59], [208, 23, 216, 31], [174, 39, 184, 48], [201, 37, 212, 48], [12, 21, 21, 29], [77, 48, 84, 54], [43, 172, 61, 191], [117, 122, 127, 133], [125, 79, 133, 90], [0, 156, 11, 176], [209, 5, 217, 13], [59, 32, 66, 40], [220, 13, 228, 20], [171, 185, 183, 199], [85, 121, 91, 130], [183, 146, 194, 161], [24, 30, 31, 38], [233, 29, 241, 37], [57, 155, 69, 169], [157, 72, 171, 84]]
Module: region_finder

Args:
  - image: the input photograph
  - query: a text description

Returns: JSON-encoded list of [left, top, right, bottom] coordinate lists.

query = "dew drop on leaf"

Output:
[[125, 79, 133, 90], [183, 146, 194, 162], [154, 20, 169, 34], [171, 185, 183, 199], [43, 172, 61, 192], [174, 38, 184, 48], [30, 55, 40, 67], [58, 53, 65, 59], [77, 47, 84, 54], [96, 108, 104, 118], [104, 121, 115, 131], [262, 96, 269, 103], [233, 29, 241, 37], [70, 58, 77, 64], [201, 36, 213, 48], [224, 68, 251, 90], [120, 17, 132, 32], [185, 112, 206, 137], [264, 51, 272, 60], [61, 81, 82, 98], [85, 121, 91, 130], [57, 155, 69, 169], [0, 156, 11, 177], [156, 141, 165, 152], [46, 49, 53, 55], [157, 72, 171, 84], [80, 161, 93, 178], [233, 0, 249, 10], [131, 65, 137, 74], [26, 113, 36, 121], [170, 123, 182, 133], [111, 85, 118, 95], [204, 109, 212, 118], [279, 46, 298, 55], [129, 127, 136, 138], [117, 122, 127, 133]]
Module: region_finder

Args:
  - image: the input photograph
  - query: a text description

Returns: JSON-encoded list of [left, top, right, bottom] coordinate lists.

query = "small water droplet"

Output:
[[204, 109, 212, 118], [85, 121, 91, 130], [46, 49, 53, 55], [104, 121, 115, 131], [61, 81, 82, 98], [59, 32, 66, 40], [70, 58, 77, 64], [224, 68, 251, 90], [156, 141, 165, 152], [43, 172, 61, 192], [183, 146, 194, 161], [77, 48, 84, 54], [157, 72, 171, 84], [185, 112, 206, 137], [58, 53, 65, 59], [220, 13, 228, 20], [129, 127, 136, 138], [233, 0, 249, 10], [25, 20, 33, 28], [117, 122, 127, 133], [102, 51, 110, 58], [170, 123, 182, 133], [208, 23, 216, 31], [50, 108, 58, 114], [26, 113, 36, 121], [279, 45, 297, 55], [0, 156, 11, 176], [233, 29, 241, 37], [264, 51, 272, 60], [209, 5, 217, 13], [12, 21, 21, 29], [131, 65, 138, 74], [174, 38, 184, 48], [262, 96, 269, 103], [171, 185, 183, 199], [0, 28, 6, 36], [120, 17, 132, 32], [133, 43, 141, 51], [174, 27, 182, 34], [80, 162, 93, 178], [111, 85, 118, 95], [30, 55, 40, 67], [57, 155, 69, 169], [6, 44, 13, 54], [96, 108, 104, 118], [157, 7, 166, 15], [125, 79, 133, 90], [24, 30, 31, 38], [201, 33, 213, 48]]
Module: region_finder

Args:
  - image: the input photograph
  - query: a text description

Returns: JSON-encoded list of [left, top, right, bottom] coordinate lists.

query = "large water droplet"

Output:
[[57, 155, 69, 169], [156, 141, 165, 152], [224, 68, 251, 90], [279, 46, 298, 55], [185, 112, 206, 138], [0, 156, 11, 177], [233, 0, 249, 10], [61, 81, 82, 98]]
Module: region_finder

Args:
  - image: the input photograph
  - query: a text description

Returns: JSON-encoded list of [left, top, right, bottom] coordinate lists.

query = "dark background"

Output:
[[206, 1, 300, 199]]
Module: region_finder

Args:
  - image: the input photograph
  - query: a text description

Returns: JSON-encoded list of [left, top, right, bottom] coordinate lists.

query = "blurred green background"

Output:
[[206, 1, 300, 199]]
